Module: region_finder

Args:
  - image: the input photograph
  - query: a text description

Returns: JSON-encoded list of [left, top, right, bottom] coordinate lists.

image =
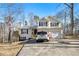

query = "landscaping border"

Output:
[[16, 44, 24, 56]]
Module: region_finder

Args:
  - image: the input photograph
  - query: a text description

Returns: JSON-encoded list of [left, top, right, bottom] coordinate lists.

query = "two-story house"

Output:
[[36, 16, 63, 39]]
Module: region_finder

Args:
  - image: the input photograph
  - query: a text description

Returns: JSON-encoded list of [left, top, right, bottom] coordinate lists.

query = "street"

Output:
[[18, 39, 79, 56]]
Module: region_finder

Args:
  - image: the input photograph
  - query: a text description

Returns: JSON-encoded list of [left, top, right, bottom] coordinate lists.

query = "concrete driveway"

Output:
[[18, 39, 79, 56]]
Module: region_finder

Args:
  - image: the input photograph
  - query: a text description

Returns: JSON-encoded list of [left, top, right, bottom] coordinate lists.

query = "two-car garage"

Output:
[[37, 27, 63, 40]]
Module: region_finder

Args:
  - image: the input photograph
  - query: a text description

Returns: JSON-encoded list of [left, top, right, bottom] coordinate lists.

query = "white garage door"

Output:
[[52, 32, 61, 39]]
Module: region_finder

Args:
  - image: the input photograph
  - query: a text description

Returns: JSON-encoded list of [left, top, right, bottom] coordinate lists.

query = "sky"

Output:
[[23, 3, 64, 17], [0, 3, 79, 23]]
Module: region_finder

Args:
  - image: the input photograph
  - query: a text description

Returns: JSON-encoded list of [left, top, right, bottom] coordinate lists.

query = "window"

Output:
[[46, 22, 48, 26], [21, 29, 28, 34], [37, 31, 47, 35], [50, 22, 59, 26], [39, 22, 43, 26], [27, 29, 28, 34], [39, 22, 48, 26]]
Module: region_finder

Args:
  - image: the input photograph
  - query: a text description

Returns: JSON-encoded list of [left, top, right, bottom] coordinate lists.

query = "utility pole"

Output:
[[64, 3, 74, 35], [70, 3, 74, 35]]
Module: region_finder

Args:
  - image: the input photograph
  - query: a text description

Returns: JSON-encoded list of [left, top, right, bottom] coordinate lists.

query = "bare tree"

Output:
[[2, 3, 25, 43], [28, 12, 34, 26], [5, 4, 14, 43]]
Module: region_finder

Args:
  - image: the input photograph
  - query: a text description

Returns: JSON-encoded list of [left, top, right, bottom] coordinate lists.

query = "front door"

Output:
[[34, 29, 37, 35]]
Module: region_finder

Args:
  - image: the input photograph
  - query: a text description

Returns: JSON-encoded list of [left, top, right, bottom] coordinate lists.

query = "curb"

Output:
[[16, 44, 24, 56]]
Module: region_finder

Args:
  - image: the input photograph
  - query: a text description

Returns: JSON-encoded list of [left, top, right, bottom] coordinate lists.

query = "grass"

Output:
[[0, 42, 23, 56]]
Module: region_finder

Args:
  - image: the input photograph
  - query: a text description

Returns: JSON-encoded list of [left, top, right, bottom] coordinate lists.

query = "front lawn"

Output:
[[0, 42, 23, 56]]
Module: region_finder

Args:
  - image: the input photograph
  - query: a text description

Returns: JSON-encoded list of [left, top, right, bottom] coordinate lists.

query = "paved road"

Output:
[[18, 39, 79, 56]]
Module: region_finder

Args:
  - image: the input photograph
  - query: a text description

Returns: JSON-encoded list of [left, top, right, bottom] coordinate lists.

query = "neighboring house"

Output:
[[19, 24, 33, 41]]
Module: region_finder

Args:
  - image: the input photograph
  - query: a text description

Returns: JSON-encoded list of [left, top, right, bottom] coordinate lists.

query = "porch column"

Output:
[[48, 21, 50, 27]]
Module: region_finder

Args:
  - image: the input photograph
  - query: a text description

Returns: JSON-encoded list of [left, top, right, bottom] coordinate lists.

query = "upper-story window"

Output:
[[21, 29, 28, 34], [50, 22, 59, 26], [39, 21, 48, 26]]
